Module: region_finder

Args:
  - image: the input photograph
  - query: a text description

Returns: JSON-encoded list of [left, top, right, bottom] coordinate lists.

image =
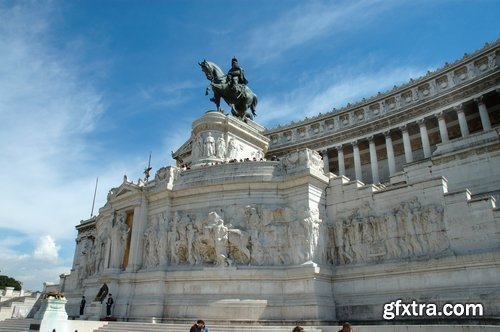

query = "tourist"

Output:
[[106, 293, 114, 317], [292, 327, 304, 332], [190, 319, 209, 332], [338, 322, 352, 332], [79, 296, 86, 316]]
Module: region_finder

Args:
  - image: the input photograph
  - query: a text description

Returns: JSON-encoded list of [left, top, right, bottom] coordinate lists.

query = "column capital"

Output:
[[454, 104, 464, 113], [435, 111, 446, 120], [383, 130, 392, 138], [367, 135, 375, 142], [417, 118, 426, 127], [399, 124, 408, 132], [351, 140, 358, 147], [474, 95, 485, 105], [336, 145, 343, 152]]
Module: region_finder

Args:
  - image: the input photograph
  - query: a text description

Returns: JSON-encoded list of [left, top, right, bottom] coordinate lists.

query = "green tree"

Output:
[[0, 275, 22, 291]]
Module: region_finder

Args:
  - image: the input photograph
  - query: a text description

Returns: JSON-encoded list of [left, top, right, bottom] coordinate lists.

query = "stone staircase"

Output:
[[0, 294, 40, 320], [0, 318, 37, 332], [94, 322, 323, 332]]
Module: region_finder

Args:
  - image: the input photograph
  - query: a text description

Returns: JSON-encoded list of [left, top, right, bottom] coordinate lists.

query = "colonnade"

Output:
[[322, 95, 495, 184]]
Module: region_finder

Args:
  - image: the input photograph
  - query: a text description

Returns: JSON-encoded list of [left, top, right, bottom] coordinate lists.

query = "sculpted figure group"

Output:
[[74, 195, 450, 282], [140, 205, 324, 268], [329, 198, 449, 265], [193, 132, 243, 161], [75, 212, 130, 283]]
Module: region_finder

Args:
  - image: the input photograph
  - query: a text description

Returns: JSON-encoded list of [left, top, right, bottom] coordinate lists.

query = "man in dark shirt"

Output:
[[106, 294, 114, 317], [79, 296, 86, 316]]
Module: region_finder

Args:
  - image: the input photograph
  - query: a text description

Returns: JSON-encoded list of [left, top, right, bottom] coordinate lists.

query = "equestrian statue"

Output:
[[199, 57, 258, 121]]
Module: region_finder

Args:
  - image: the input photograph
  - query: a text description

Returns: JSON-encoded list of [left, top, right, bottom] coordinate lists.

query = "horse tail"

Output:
[[251, 94, 258, 116]]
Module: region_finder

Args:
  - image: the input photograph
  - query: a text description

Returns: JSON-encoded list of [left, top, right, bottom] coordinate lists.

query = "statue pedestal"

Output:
[[34, 297, 69, 332], [173, 111, 269, 168]]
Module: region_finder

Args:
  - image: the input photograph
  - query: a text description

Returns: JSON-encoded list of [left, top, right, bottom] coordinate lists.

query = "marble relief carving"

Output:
[[135, 205, 324, 269], [329, 198, 449, 266]]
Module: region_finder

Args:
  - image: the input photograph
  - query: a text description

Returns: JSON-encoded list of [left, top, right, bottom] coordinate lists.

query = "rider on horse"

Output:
[[227, 57, 248, 99]]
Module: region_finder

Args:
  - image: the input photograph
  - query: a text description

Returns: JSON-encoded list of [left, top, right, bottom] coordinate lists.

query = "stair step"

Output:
[[95, 322, 322, 332]]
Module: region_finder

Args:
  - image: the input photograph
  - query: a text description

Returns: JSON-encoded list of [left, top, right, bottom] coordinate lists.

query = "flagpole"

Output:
[[91, 177, 99, 218]]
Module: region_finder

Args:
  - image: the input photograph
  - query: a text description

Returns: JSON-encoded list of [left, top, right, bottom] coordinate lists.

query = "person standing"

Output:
[[106, 294, 114, 317], [79, 296, 86, 316]]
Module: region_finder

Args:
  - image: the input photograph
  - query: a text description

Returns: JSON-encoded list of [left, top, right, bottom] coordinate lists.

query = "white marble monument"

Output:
[[61, 41, 500, 324]]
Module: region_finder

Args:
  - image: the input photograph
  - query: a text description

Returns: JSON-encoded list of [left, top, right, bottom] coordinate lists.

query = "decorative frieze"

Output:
[[329, 198, 449, 265]]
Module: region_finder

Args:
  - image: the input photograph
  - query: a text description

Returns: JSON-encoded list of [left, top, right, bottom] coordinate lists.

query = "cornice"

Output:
[[267, 71, 500, 155]]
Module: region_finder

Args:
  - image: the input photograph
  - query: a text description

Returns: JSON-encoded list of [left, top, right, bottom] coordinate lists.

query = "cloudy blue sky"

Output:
[[1, 0, 499, 291]]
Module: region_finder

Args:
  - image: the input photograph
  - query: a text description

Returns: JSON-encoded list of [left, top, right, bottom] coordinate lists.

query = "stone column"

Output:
[[418, 119, 431, 158], [352, 141, 362, 181], [368, 136, 379, 183], [475, 96, 492, 131], [455, 104, 469, 137], [400, 125, 413, 163], [384, 131, 396, 176], [436, 111, 449, 143], [322, 149, 330, 174], [336, 145, 345, 176]]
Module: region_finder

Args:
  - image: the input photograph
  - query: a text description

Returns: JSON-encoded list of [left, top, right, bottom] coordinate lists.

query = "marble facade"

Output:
[[61, 40, 500, 323]]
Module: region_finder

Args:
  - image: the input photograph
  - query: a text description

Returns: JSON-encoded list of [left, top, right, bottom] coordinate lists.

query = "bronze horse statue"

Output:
[[199, 60, 258, 121]]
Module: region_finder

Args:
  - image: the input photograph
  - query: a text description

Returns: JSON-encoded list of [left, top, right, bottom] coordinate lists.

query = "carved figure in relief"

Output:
[[227, 138, 237, 160], [288, 220, 308, 264], [143, 218, 159, 268], [205, 212, 230, 266], [194, 134, 203, 158], [186, 224, 197, 264], [96, 224, 110, 272], [112, 212, 129, 269], [168, 213, 180, 264], [205, 132, 215, 157], [157, 216, 169, 266], [382, 213, 401, 259], [266, 224, 286, 265], [345, 217, 364, 263], [403, 202, 423, 255], [227, 228, 251, 264], [216, 136, 226, 159]]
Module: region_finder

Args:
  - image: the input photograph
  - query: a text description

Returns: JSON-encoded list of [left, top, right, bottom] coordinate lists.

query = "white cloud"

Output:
[[258, 64, 427, 128], [247, 0, 396, 63], [0, 2, 140, 291], [33, 235, 60, 263], [0, 3, 104, 235]]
